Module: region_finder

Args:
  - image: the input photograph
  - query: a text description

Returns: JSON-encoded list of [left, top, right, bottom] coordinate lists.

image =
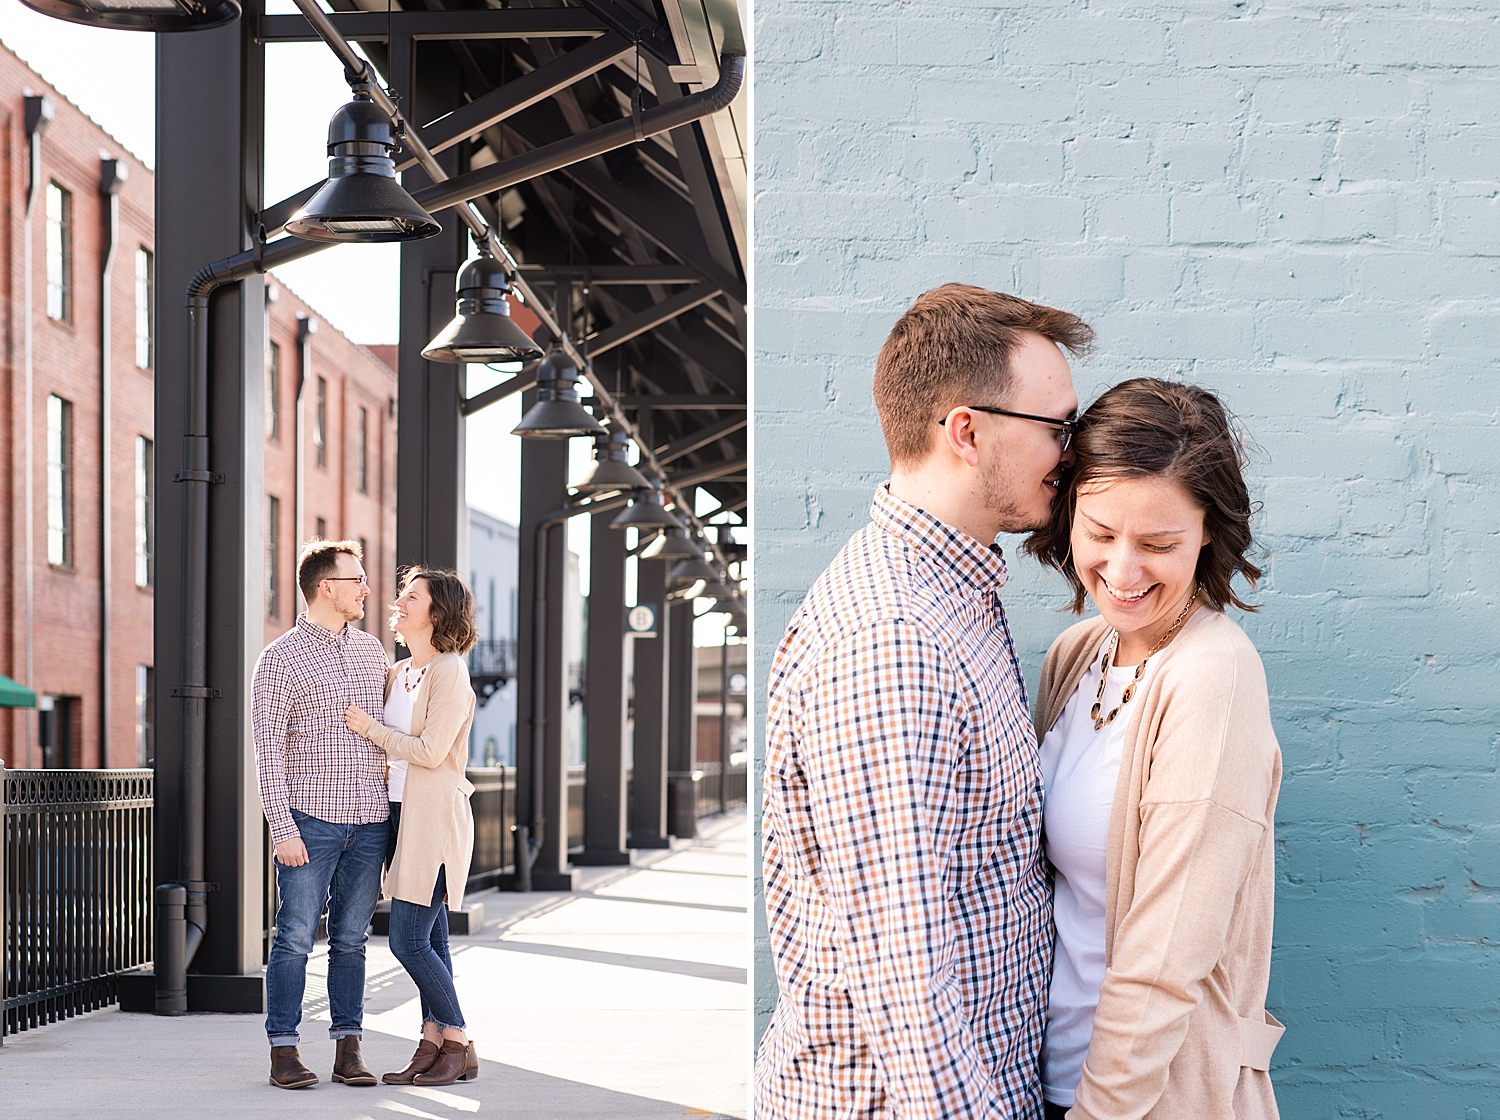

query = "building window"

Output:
[[135, 666, 154, 767], [267, 495, 280, 619], [134, 248, 153, 368], [45, 182, 71, 322], [315, 517, 327, 541], [356, 405, 368, 493], [47, 394, 72, 566], [135, 436, 153, 587], [266, 341, 281, 440], [314, 376, 327, 467]]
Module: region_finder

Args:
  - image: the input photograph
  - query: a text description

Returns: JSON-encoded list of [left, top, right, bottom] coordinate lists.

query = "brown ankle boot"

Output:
[[413, 1039, 479, 1085], [331, 1035, 378, 1086], [269, 1045, 319, 1089], [382, 1038, 441, 1084]]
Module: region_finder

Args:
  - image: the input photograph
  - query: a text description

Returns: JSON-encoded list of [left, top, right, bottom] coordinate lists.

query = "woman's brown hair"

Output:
[[1024, 378, 1262, 614], [392, 566, 478, 654]]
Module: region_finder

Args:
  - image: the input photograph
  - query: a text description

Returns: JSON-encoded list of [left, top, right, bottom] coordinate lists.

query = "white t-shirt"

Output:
[[1038, 637, 1157, 1108], [383, 660, 426, 802]]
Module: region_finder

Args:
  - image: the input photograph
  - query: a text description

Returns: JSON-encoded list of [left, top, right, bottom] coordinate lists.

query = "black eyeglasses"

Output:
[[324, 575, 369, 586], [939, 406, 1076, 451]]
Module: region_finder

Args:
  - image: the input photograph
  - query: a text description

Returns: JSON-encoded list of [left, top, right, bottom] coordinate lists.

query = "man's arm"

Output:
[[251, 647, 302, 850], [802, 619, 1004, 1120]]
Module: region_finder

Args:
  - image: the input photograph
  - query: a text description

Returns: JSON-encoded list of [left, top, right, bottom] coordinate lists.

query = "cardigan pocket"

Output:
[[1238, 1010, 1285, 1071]]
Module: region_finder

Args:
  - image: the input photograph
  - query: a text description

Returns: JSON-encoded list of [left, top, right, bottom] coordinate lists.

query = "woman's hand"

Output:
[[345, 703, 371, 737]]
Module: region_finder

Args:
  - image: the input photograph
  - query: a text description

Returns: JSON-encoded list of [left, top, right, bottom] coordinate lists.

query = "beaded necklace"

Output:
[[1090, 585, 1199, 733]]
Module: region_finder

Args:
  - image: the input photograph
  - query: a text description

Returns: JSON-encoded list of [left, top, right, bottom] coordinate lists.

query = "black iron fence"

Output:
[[2, 766, 153, 1041]]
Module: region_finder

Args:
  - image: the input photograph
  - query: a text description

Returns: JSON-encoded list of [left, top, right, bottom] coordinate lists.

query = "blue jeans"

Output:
[[387, 802, 454, 1026], [265, 809, 388, 1046], [388, 863, 464, 1031]]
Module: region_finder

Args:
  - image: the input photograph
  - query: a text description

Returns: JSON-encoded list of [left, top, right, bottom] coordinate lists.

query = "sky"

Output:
[[0, 7, 736, 644]]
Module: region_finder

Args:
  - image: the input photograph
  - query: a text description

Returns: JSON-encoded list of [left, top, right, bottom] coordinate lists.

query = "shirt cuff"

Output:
[[267, 812, 300, 846]]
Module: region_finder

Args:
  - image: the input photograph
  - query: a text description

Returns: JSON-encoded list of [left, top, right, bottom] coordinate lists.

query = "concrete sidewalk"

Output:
[[0, 811, 748, 1119]]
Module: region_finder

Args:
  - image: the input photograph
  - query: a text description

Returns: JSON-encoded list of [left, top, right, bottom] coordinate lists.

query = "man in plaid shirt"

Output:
[[254, 540, 391, 1089], [758, 285, 1094, 1119]]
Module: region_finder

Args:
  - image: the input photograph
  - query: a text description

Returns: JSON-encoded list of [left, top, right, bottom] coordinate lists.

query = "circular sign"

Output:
[[728, 672, 748, 694], [628, 605, 656, 633]]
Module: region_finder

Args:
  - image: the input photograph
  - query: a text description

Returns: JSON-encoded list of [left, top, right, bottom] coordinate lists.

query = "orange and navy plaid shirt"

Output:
[[757, 485, 1052, 1120]]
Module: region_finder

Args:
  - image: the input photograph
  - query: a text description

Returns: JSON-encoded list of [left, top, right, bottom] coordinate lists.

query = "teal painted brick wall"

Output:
[[751, 2, 1500, 1114]]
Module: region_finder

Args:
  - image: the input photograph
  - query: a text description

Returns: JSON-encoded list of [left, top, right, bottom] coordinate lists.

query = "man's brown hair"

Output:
[[393, 566, 478, 654], [1024, 378, 1262, 614], [873, 283, 1095, 468], [297, 539, 363, 604]]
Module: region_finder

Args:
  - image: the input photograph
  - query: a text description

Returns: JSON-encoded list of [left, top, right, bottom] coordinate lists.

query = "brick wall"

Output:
[[0, 42, 154, 769], [753, 3, 1500, 1113]]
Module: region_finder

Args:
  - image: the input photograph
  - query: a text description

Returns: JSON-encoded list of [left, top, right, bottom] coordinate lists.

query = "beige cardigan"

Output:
[[351, 652, 476, 910], [1035, 608, 1284, 1120]]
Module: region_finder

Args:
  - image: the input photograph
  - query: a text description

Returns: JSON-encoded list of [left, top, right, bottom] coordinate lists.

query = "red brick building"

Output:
[[0, 42, 398, 769]]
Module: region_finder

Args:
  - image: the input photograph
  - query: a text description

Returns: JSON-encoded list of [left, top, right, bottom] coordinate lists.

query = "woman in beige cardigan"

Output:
[[1023, 379, 1283, 1119], [345, 567, 478, 1087]]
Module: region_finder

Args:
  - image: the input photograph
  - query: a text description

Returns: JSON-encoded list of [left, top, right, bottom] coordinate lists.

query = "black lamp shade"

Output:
[[610, 488, 684, 530], [286, 95, 441, 243], [512, 349, 607, 438], [422, 254, 543, 363], [576, 428, 650, 493], [21, 0, 240, 31], [697, 578, 738, 602], [668, 557, 719, 584], [640, 527, 706, 560]]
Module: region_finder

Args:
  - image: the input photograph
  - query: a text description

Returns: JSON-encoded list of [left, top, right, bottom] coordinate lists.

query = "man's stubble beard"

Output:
[[979, 454, 1051, 536]]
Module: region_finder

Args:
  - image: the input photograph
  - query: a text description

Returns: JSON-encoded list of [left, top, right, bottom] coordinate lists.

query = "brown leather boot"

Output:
[[269, 1045, 319, 1089], [382, 1038, 441, 1085], [331, 1035, 378, 1086], [413, 1039, 479, 1085]]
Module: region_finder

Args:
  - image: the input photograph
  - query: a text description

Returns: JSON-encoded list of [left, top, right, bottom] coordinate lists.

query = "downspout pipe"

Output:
[[154, 234, 322, 1015], [295, 314, 317, 584], [22, 94, 53, 767], [517, 491, 630, 891], [99, 158, 127, 770]]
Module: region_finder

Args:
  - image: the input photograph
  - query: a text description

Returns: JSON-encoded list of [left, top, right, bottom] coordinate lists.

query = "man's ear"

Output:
[[940, 406, 984, 468]]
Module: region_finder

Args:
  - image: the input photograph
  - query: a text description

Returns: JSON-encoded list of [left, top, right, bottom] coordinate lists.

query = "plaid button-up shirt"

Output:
[[757, 485, 1052, 1120], [253, 615, 390, 845]]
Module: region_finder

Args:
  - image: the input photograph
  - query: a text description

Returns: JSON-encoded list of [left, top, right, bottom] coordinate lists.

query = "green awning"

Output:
[[0, 674, 37, 708]]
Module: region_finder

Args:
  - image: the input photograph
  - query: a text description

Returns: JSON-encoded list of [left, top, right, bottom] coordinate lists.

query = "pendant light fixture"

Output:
[[20, 0, 240, 31], [422, 250, 543, 363], [610, 485, 684, 530], [640, 526, 708, 561], [668, 556, 719, 584], [512, 349, 608, 439], [285, 80, 442, 243], [574, 426, 650, 494]]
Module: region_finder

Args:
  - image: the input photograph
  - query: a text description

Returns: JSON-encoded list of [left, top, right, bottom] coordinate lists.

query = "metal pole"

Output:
[[719, 629, 728, 815], [99, 159, 126, 768]]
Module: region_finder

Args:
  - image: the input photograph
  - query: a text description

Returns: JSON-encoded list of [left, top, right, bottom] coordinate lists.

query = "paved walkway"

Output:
[[0, 811, 748, 1119]]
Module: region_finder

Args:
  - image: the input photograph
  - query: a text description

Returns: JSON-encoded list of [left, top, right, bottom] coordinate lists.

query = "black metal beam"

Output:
[[654, 415, 747, 467], [420, 33, 634, 157], [256, 9, 608, 43], [518, 265, 708, 285], [669, 456, 748, 490], [577, 514, 630, 865], [585, 284, 719, 357], [459, 370, 537, 417], [616, 395, 744, 409]]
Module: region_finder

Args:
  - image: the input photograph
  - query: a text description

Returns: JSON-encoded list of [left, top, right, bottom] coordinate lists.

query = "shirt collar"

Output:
[[871, 483, 1010, 592], [296, 614, 349, 647]]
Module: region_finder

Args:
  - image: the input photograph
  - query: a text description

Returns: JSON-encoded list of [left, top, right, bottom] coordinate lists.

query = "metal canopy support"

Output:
[[513, 410, 577, 890], [152, 9, 267, 1011], [576, 513, 630, 865], [655, 415, 747, 466], [255, 8, 610, 44], [666, 596, 698, 839], [629, 556, 670, 850], [584, 284, 720, 357], [395, 32, 468, 574]]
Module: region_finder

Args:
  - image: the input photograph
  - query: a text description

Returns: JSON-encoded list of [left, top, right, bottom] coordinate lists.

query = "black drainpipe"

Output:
[[99, 158, 127, 771]]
